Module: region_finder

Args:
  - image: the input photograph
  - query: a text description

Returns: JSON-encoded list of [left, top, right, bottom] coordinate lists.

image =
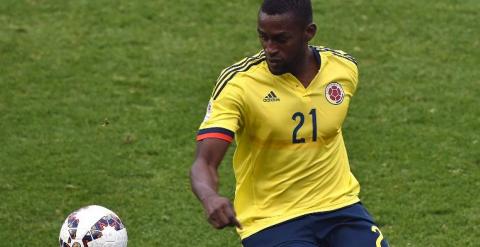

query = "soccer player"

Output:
[[190, 0, 390, 246]]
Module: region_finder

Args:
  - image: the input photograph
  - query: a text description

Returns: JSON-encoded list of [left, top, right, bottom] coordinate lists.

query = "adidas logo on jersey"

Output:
[[263, 91, 280, 102]]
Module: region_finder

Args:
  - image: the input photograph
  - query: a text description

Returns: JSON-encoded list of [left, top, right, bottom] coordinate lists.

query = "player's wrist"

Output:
[[199, 192, 220, 204]]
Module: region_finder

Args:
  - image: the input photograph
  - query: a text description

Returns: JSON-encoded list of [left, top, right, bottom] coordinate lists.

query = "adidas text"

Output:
[[263, 98, 280, 102]]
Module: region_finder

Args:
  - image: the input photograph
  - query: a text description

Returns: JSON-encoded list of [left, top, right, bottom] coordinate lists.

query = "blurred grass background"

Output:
[[0, 0, 478, 246]]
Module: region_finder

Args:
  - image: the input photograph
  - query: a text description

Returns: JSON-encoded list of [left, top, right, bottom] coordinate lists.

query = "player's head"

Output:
[[260, 0, 313, 26], [258, 0, 316, 75]]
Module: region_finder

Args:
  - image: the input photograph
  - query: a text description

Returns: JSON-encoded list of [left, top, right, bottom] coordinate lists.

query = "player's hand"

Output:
[[202, 195, 242, 230]]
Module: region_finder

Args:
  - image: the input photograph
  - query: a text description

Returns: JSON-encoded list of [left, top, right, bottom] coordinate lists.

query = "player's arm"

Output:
[[190, 138, 242, 229]]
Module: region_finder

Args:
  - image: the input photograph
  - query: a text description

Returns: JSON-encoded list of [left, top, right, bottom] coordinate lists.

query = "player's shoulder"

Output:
[[211, 50, 266, 100], [312, 45, 358, 68], [221, 50, 266, 74]]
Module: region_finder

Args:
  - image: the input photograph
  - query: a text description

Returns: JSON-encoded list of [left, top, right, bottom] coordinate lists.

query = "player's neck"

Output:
[[290, 47, 319, 88]]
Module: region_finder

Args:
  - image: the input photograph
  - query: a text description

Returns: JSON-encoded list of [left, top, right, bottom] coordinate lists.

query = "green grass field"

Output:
[[1, 0, 479, 246]]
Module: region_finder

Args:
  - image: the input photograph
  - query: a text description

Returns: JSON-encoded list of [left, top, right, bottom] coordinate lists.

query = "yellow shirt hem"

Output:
[[238, 197, 360, 240]]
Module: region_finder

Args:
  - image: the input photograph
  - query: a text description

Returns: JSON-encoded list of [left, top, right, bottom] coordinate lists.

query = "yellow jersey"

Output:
[[197, 46, 361, 239]]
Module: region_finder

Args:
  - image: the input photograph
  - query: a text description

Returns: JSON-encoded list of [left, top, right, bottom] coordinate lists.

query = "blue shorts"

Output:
[[242, 203, 389, 247]]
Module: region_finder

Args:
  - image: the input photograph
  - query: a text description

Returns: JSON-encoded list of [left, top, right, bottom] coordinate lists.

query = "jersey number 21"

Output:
[[292, 109, 317, 144]]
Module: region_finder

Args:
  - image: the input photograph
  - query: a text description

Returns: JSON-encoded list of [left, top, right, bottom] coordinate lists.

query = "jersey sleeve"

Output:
[[316, 46, 359, 98], [197, 79, 244, 142], [343, 62, 359, 97], [333, 53, 358, 99]]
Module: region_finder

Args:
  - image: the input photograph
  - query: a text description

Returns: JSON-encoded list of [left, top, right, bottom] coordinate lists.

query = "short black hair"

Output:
[[260, 0, 313, 25]]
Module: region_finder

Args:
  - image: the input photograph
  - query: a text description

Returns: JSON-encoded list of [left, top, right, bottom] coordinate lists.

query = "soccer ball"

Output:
[[59, 205, 128, 247]]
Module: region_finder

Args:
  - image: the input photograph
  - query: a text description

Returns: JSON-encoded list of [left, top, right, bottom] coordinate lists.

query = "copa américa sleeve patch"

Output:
[[203, 99, 213, 122]]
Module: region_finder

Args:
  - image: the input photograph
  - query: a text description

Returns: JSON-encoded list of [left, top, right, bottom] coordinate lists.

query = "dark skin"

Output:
[[190, 10, 318, 230], [190, 138, 241, 229], [257, 11, 318, 87]]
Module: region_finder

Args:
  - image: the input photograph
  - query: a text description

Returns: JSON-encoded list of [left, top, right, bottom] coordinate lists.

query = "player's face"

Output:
[[257, 11, 312, 75]]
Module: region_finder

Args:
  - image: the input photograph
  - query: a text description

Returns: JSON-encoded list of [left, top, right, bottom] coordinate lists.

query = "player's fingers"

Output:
[[208, 215, 225, 229], [229, 215, 242, 229], [224, 204, 243, 229], [209, 208, 230, 229], [207, 217, 218, 228], [217, 209, 231, 229]]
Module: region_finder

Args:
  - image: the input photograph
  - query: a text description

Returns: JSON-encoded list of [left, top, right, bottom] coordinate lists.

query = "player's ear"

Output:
[[304, 23, 316, 42]]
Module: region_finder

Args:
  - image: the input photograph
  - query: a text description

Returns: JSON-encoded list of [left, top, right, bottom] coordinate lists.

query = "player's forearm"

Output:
[[190, 160, 220, 203]]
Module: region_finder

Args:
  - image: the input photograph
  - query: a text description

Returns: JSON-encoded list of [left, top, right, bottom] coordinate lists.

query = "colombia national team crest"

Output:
[[325, 82, 344, 105]]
